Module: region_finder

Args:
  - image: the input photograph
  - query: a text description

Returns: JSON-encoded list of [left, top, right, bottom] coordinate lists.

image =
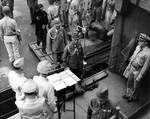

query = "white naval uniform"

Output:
[[8, 70, 27, 100]]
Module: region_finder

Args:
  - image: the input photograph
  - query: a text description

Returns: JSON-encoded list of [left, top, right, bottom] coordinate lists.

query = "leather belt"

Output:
[[4, 34, 16, 36], [131, 62, 142, 70]]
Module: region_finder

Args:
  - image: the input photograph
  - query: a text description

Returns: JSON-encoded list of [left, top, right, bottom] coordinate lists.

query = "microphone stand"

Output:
[[77, 25, 87, 80]]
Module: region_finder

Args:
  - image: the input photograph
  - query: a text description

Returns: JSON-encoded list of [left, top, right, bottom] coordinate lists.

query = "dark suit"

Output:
[[34, 9, 48, 52], [27, 0, 38, 23]]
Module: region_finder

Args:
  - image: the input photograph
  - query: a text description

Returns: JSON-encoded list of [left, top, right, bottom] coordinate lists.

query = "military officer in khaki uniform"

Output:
[[33, 60, 57, 118], [123, 33, 150, 102], [0, 6, 21, 64], [15, 80, 52, 119]]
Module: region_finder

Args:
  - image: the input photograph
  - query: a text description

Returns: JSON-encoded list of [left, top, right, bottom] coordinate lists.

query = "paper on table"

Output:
[[63, 77, 77, 86], [47, 73, 61, 83], [52, 80, 67, 91], [71, 75, 80, 81], [65, 69, 81, 81]]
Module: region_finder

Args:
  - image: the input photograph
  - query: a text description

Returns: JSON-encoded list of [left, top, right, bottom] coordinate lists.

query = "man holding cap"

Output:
[[123, 33, 150, 102], [15, 80, 52, 119], [87, 87, 116, 119], [33, 60, 57, 117]]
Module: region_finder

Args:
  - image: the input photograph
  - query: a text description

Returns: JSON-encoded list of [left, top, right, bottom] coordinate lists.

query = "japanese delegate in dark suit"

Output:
[[34, 4, 48, 53], [27, 0, 38, 24], [123, 33, 150, 102]]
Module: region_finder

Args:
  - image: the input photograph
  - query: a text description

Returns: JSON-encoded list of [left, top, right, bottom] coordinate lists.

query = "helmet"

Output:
[[13, 57, 24, 69]]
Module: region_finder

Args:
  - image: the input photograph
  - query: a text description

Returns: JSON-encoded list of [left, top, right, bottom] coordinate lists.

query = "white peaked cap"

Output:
[[13, 57, 24, 68]]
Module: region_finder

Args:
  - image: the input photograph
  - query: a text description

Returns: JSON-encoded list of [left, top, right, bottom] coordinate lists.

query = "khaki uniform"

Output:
[[63, 40, 83, 78], [33, 75, 56, 115], [87, 98, 115, 119], [0, 16, 20, 62], [123, 45, 150, 97], [15, 97, 52, 119], [47, 26, 67, 63]]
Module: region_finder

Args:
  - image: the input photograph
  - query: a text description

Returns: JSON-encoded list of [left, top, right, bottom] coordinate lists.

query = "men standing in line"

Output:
[[0, 6, 21, 65], [123, 33, 150, 102], [47, 19, 67, 64], [26, 0, 38, 24], [34, 4, 48, 54]]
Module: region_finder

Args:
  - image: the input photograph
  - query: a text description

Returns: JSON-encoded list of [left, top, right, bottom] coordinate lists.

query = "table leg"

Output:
[[73, 86, 76, 119]]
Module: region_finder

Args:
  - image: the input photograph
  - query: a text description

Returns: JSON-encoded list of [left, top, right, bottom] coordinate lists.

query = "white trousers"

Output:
[[4, 35, 21, 62]]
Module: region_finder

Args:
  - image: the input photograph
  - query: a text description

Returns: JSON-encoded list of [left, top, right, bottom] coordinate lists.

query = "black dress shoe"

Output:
[[10, 60, 15, 67], [42, 50, 47, 54], [127, 97, 138, 103], [127, 98, 134, 102], [122, 95, 130, 100]]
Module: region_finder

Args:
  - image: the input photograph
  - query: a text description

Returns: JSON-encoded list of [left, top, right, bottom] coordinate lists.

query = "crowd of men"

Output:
[[0, 0, 150, 119]]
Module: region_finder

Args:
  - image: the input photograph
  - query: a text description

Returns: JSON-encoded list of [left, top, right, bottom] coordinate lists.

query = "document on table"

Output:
[[47, 73, 67, 91], [63, 77, 77, 86], [47, 73, 61, 83], [47, 69, 80, 91], [65, 69, 81, 81], [52, 80, 67, 91]]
